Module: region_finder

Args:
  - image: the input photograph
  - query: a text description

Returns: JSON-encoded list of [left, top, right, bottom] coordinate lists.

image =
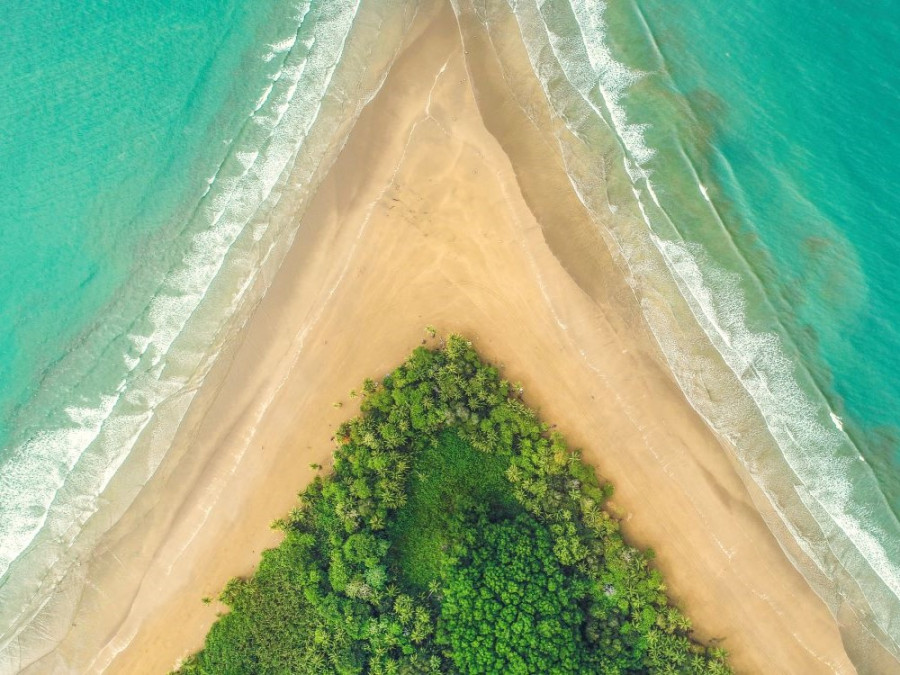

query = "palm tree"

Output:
[[304, 651, 325, 672]]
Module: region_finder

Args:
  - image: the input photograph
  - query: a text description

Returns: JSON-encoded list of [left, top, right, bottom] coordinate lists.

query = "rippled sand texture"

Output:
[[23, 4, 862, 673]]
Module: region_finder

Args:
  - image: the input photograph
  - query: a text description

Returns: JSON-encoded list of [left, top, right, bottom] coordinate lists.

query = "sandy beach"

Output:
[[27, 4, 855, 673]]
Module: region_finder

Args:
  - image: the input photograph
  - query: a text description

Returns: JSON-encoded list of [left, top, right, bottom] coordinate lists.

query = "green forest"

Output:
[[176, 336, 731, 674]]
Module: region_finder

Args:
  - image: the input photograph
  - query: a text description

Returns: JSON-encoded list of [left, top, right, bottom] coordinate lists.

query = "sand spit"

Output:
[[27, 4, 854, 673]]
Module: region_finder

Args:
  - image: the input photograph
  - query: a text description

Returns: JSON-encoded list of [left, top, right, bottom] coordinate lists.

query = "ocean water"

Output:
[[625, 0, 900, 506], [484, 0, 900, 666], [0, 0, 419, 668]]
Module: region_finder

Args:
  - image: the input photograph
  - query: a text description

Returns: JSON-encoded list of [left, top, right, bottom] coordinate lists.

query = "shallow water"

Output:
[[629, 0, 900, 507], [0, 0, 418, 668], [491, 0, 900, 664]]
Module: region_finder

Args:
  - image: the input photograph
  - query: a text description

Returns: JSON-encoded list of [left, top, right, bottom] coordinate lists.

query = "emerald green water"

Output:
[[0, 0, 419, 667], [1, 0, 293, 579], [485, 0, 900, 663]]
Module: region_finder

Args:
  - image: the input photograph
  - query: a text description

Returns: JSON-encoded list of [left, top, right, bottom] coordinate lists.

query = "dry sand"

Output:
[[31, 4, 855, 673]]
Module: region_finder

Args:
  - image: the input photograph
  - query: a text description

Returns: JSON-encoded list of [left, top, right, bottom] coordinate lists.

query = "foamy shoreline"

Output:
[[22, 3, 860, 673]]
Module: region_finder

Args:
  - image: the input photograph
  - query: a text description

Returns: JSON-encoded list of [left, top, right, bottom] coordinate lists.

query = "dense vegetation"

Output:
[[440, 513, 587, 673], [176, 336, 730, 674]]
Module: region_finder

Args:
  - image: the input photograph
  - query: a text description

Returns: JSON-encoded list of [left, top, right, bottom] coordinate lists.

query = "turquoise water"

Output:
[[1, 0, 277, 575], [485, 0, 900, 665], [632, 0, 900, 508], [615, 0, 900, 657], [0, 0, 417, 667], [0, 0, 311, 440]]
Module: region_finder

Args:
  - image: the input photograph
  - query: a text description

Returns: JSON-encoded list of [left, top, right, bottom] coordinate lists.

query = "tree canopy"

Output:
[[440, 513, 587, 674], [175, 336, 731, 675]]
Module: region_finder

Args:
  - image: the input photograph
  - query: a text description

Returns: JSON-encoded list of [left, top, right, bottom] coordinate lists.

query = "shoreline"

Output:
[[28, 4, 855, 673]]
